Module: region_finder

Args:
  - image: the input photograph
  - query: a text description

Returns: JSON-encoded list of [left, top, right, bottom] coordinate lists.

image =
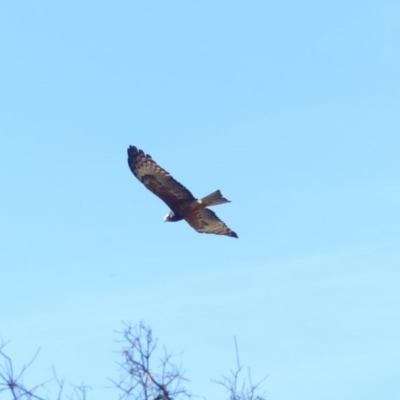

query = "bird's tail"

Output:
[[198, 190, 231, 207]]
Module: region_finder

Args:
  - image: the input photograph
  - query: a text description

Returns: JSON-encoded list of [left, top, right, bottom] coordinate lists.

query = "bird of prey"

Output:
[[127, 145, 238, 238]]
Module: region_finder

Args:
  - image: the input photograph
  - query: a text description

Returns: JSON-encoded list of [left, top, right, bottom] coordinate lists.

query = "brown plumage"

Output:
[[127, 145, 238, 238]]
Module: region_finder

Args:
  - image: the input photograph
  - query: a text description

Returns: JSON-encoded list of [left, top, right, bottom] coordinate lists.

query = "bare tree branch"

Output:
[[0, 340, 89, 400], [111, 322, 192, 400], [2, 325, 268, 400], [212, 337, 268, 400], [0, 341, 47, 400]]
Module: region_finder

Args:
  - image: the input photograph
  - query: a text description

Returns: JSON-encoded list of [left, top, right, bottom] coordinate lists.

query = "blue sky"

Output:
[[1, 1, 399, 399]]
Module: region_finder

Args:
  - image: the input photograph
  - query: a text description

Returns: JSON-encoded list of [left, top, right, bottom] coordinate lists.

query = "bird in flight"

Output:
[[127, 146, 238, 238]]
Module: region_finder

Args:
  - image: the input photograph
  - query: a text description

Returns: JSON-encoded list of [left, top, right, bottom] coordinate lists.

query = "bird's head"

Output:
[[164, 211, 182, 222]]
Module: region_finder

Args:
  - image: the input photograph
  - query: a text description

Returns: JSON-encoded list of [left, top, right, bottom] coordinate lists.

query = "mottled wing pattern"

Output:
[[184, 208, 238, 238], [127, 146, 195, 211]]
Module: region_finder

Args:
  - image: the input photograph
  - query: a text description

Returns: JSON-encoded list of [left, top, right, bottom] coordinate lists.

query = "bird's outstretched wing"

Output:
[[184, 208, 238, 238], [127, 146, 195, 211]]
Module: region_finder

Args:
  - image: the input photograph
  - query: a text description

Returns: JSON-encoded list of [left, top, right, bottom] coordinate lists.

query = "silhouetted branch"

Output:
[[0, 341, 48, 400], [2, 325, 268, 400], [0, 341, 89, 400], [112, 322, 192, 400], [212, 338, 268, 400]]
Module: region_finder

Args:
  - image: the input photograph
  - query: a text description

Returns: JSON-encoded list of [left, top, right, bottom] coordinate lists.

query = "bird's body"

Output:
[[127, 145, 238, 238]]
